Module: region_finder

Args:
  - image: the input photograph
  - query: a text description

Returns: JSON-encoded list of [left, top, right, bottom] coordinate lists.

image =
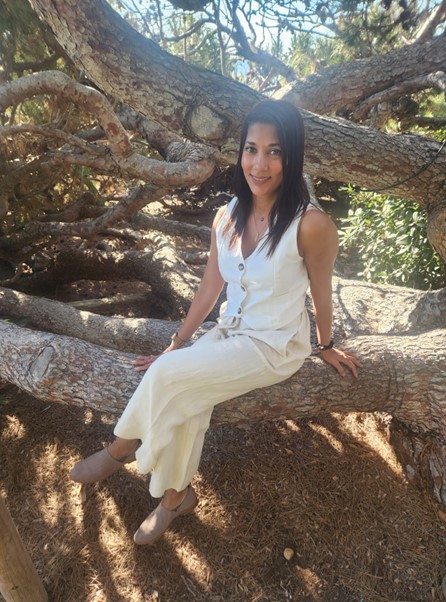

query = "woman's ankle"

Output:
[[108, 437, 139, 460], [162, 487, 188, 510]]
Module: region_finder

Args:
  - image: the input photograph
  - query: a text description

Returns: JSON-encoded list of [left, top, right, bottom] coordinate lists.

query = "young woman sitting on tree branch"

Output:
[[70, 99, 361, 545]]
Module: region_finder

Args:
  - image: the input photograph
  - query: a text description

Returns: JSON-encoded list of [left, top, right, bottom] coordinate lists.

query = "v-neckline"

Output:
[[240, 229, 268, 261]]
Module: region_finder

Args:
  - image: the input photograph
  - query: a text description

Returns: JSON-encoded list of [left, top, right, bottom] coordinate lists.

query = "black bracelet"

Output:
[[315, 339, 334, 351], [171, 331, 188, 345]]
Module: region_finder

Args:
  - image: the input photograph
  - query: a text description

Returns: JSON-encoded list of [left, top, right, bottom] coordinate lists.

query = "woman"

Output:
[[71, 99, 360, 545]]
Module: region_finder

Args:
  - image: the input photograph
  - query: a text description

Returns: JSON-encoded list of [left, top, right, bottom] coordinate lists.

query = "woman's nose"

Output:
[[253, 152, 268, 170]]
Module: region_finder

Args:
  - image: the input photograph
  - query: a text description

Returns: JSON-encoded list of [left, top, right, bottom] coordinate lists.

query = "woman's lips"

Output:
[[250, 174, 270, 183]]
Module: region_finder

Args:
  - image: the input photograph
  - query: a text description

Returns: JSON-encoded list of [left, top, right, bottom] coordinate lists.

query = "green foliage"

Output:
[[339, 188, 446, 290], [288, 32, 353, 77], [166, 13, 236, 75], [287, 0, 419, 69], [0, 0, 61, 79], [0, 315, 31, 326]]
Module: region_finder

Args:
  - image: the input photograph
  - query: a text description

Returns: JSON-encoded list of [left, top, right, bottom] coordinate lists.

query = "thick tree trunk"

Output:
[[27, 0, 446, 260], [29, 0, 259, 152], [276, 35, 446, 115], [0, 321, 444, 432], [0, 320, 445, 504]]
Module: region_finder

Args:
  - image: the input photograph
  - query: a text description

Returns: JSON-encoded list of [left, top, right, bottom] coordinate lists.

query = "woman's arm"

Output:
[[133, 207, 226, 371], [299, 210, 361, 377], [174, 207, 225, 342]]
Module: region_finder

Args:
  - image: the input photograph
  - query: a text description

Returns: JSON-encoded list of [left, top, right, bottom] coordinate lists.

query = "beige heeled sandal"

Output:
[[133, 486, 198, 546], [70, 444, 138, 484]]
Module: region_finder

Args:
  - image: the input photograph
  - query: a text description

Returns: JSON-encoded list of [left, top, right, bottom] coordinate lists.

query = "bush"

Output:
[[339, 188, 446, 290]]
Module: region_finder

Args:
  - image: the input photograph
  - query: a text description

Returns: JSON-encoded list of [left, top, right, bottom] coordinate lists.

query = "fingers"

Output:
[[340, 357, 358, 378], [132, 355, 158, 372], [320, 348, 361, 378], [342, 353, 362, 378], [132, 355, 150, 365]]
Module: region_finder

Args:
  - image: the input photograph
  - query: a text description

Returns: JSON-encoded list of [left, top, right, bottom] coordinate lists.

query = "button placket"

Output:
[[237, 260, 246, 317]]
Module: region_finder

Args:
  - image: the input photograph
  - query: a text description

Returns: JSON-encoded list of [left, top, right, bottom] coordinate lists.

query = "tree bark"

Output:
[[0, 320, 444, 432], [1, 280, 445, 352], [27, 0, 446, 261], [276, 35, 446, 116], [0, 495, 48, 602], [0, 287, 215, 354], [2, 317, 445, 503]]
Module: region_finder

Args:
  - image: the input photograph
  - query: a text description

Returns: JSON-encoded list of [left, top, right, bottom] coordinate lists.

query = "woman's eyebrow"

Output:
[[245, 140, 281, 146]]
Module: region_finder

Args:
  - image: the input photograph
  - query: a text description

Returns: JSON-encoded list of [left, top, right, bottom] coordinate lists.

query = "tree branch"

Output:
[[413, 0, 446, 43], [0, 321, 444, 442], [351, 71, 446, 122], [0, 71, 217, 187], [276, 35, 446, 115], [0, 185, 169, 254]]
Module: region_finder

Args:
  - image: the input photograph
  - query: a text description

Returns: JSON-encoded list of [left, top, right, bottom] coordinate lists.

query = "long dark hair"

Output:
[[228, 99, 310, 256]]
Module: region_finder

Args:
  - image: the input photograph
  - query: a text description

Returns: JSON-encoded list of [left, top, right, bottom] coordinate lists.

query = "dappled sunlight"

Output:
[[83, 409, 96, 425], [2, 392, 446, 601], [170, 538, 216, 592], [339, 412, 404, 478], [2, 413, 27, 439], [308, 421, 344, 454], [285, 418, 301, 432], [295, 565, 324, 601]]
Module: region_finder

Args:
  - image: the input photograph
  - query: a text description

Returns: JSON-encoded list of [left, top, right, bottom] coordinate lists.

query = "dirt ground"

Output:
[[1, 197, 446, 601], [1, 385, 446, 602]]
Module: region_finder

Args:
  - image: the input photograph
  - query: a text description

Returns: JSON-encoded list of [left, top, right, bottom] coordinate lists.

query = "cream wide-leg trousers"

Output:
[[114, 323, 309, 497]]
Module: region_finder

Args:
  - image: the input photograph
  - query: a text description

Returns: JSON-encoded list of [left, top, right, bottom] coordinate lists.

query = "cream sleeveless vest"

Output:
[[215, 197, 311, 356]]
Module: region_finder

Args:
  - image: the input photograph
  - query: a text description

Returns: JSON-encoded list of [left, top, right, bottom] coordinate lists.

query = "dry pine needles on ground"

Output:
[[1, 383, 446, 602]]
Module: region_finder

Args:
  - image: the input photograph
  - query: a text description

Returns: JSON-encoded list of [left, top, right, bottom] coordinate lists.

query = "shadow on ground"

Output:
[[1, 384, 445, 602]]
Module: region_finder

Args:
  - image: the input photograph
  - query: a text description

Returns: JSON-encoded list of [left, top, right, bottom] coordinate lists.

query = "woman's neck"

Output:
[[251, 196, 275, 217]]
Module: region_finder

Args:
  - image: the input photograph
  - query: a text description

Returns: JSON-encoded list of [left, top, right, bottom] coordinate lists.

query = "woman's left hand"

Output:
[[317, 347, 361, 378], [132, 355, 160, 372], [132, 340, 180, 372]]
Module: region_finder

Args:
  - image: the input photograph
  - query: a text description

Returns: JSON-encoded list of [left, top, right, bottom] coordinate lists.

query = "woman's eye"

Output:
[[244, 146, 256, 153], [270, 149, 281, 156]]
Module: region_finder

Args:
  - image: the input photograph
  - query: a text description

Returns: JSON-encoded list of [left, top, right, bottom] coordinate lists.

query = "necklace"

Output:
[[252, 210, 268, 241]]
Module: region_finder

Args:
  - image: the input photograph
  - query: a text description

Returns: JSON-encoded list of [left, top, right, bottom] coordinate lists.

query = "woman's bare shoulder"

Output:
[[300, 207, 336, 235], [213, 202, 231, 228]]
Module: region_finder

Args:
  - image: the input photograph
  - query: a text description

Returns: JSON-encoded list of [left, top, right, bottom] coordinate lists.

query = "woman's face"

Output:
[[241, 122, 283, 206]]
